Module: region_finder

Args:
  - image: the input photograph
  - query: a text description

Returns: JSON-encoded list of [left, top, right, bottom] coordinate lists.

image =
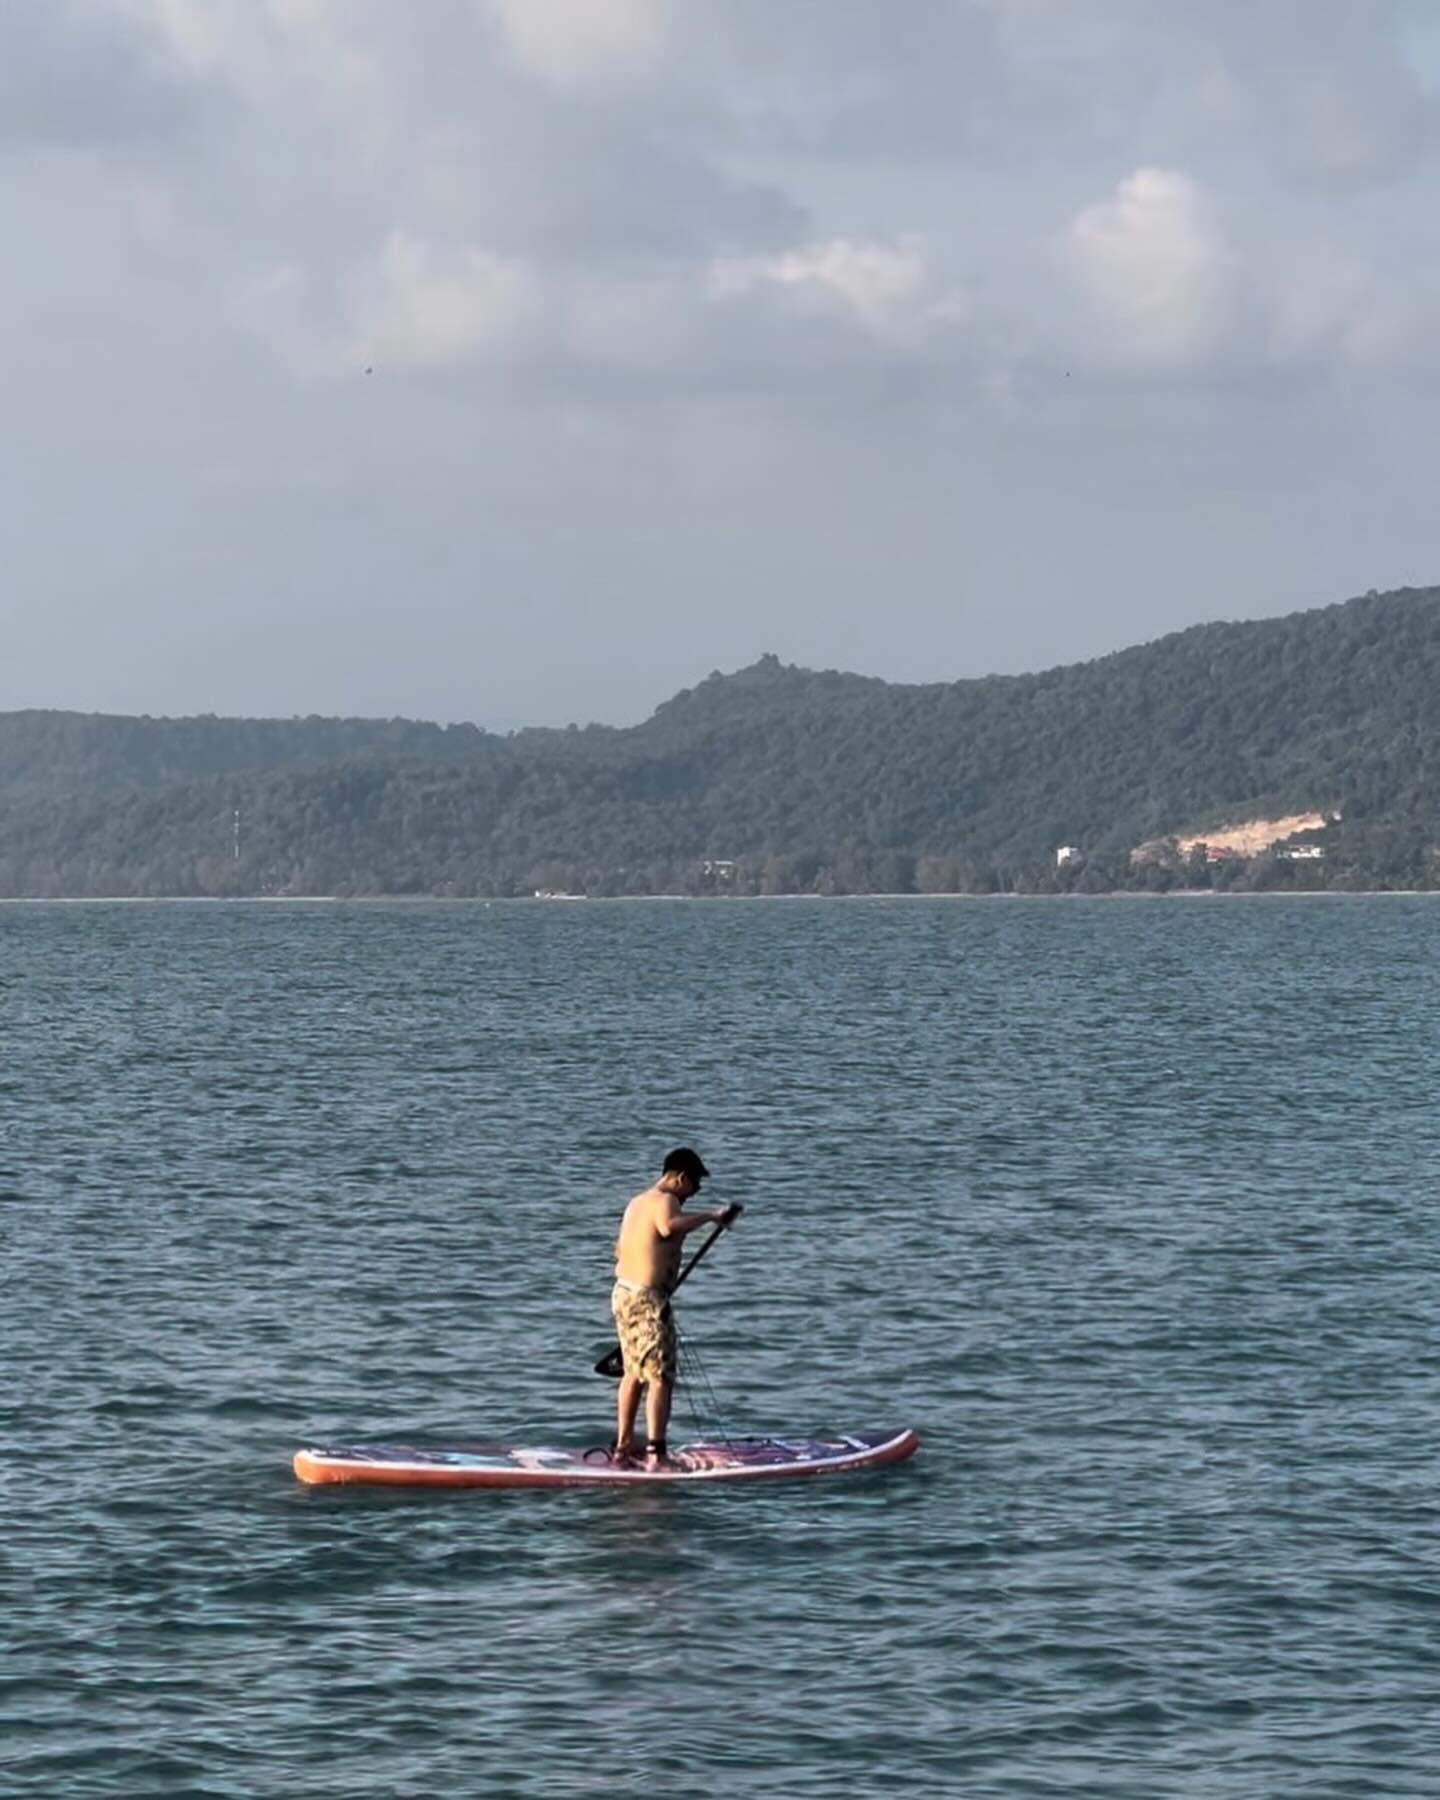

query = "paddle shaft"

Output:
[[593, 1217, 731, 1378], [668, 1217, 729, 1295]]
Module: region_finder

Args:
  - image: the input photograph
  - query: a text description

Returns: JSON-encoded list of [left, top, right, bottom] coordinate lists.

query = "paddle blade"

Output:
[[594, 1345, 624, 1379]]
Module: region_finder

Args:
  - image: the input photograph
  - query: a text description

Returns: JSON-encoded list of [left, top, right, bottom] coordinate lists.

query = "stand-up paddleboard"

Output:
[[293, 1428, 919, 1489]]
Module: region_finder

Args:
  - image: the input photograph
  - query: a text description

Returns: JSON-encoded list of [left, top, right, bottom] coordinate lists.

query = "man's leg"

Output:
[[643, 1302, 677, 1461], [616, 1372, 642, 1454], [644, 1377, 672, 1457]]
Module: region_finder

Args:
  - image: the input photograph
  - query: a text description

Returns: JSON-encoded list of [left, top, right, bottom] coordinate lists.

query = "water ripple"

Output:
[[4, 897, 1440, 1795]]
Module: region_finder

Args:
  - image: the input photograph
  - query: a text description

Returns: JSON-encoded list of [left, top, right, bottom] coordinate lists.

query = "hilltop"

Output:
[[2, 585, 1439, 896]]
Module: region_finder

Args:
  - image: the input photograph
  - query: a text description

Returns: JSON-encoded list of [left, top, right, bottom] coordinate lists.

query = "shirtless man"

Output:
[[611, 1147, 741, 1467]]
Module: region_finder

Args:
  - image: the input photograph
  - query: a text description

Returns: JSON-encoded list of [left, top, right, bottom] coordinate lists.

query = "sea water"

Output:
[[4, 896, 1440, 1797]]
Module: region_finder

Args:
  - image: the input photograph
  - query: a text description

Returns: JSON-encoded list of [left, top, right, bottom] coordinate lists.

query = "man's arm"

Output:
[[657, 1200, 743, 1238]]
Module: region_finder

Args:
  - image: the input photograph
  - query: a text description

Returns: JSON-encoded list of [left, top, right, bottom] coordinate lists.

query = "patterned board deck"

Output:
[[293, 1428, 920, 1488]]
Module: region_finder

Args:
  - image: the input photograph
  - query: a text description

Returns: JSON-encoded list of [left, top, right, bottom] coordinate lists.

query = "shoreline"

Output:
[[0, 889, 1435, 906]]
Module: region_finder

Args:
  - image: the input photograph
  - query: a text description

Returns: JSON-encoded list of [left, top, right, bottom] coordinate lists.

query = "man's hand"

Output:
[[716, 1202, 744, 1227]]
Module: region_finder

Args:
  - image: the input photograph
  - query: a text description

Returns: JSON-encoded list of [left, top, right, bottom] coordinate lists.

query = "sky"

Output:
[[3, 0, 1439, 730]]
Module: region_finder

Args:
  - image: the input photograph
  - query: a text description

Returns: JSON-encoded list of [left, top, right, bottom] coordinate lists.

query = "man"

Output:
[[611, 1147, 741, 1467]]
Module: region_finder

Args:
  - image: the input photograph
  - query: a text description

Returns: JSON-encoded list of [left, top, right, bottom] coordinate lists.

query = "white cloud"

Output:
[[357, 231, 539, 369], [1063, 168, 1237, 370], [103, 0, 235, 78], [1266, 246, 1430, 368], [1057, 165, 1440, 379], [233, 230, 541, 379], [481, 0, 670, 89], [98, 0, 394, 143], [1281, 63, 1434, 184], [1189, 8, 1437, 187], [10, 0, 1440, 735], [233, 227, 976, 392], [228, 265, 331, 380], [708, 236, 967, 344]]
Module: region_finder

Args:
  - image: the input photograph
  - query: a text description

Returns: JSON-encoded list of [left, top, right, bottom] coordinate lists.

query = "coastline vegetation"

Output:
[[3, 584, 1439, 899]]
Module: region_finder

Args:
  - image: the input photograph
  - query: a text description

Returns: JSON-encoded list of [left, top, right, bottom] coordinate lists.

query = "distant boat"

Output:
[[533, 890, 587, 900]]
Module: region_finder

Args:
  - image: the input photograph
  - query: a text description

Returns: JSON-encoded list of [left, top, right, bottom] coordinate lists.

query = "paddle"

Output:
[[593, 1206, 742, 1378]]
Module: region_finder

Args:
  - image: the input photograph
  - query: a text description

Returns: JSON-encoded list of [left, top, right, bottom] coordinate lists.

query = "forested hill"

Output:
[[4, 584, 1440, 897], [0, 711, 495, 798]]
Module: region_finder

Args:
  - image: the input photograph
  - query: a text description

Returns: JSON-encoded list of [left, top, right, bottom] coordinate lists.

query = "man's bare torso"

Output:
[[614, 1185, 683, 1293]]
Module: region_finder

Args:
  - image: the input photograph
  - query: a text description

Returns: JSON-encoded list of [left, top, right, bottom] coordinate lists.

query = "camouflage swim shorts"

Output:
[[611, 1282, 677, 1383]]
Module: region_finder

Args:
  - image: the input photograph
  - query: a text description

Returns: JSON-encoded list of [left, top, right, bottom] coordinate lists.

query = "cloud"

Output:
[[233, 230, 541, 378], [356, 231, 539, 369], [1183, 1, 1439, 187], [15, 0, 1440, 409], [481, 0, 670, 90], [9, 0, 1440, 739], [228, 220, 978, 398], [561, 272, 701, 375], [1272, 63, 1433, 184], [1056, 160, 1440, 381], [708, 236, 967, 344], [0, 2, 193, 151], [1063, 169, 1238, 370], [1264, 245, 1434, 369], [96, 0, 398, 155]]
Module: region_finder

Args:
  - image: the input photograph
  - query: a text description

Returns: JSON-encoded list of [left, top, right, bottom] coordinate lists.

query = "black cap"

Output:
[[662, 1146, 710, 1181]]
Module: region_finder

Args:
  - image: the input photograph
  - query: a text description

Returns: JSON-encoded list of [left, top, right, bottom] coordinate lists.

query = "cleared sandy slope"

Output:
[[1174, 812, 1329, 855]]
